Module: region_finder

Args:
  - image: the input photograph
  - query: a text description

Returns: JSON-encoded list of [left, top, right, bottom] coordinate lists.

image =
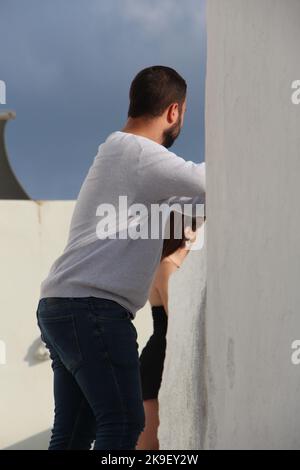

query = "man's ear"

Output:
[[166, 102, 178, 124]]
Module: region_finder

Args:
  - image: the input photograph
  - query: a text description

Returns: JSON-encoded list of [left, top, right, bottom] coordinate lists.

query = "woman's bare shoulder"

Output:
[[156, 258, 178, 279]]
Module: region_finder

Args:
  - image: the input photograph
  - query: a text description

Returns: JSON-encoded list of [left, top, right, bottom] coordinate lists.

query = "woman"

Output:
[[136, 211, 204, 450]]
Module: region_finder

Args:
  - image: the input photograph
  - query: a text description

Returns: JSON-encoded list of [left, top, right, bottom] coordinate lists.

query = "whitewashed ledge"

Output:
[[158, 223, 207, 450]]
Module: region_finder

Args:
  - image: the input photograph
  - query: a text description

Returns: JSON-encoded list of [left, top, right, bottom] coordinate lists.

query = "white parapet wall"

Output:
[[158, 227, 207, 450], [160, 0, 300, 451], [0, 200, 152, 449], [0, 201, 74, 449], [2, 2, 300, 450], [204, 0, 300, 449]]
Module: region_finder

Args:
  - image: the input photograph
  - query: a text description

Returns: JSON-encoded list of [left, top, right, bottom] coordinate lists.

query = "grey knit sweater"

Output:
[[40, 131, 206, 317]]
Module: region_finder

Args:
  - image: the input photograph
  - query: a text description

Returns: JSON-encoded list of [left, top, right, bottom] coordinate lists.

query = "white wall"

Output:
[[0, 201, 72, 449], [158, 228, 207, 450], [159, 0, 300, 451], [0, 201, 152, 449], [2, 1, 300, 450], [204, 0, 300, 449]]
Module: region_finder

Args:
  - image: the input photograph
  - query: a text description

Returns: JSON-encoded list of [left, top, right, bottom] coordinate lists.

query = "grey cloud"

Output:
[[0, 0, 206, 199]]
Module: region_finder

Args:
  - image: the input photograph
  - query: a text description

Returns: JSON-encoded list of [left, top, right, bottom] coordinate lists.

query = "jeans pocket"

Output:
[[89, 298, 133, 320], [38, 314, 83, 374]]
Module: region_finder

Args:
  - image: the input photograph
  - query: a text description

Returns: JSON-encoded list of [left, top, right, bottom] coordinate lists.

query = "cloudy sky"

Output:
[[0, 0, 206, 199]]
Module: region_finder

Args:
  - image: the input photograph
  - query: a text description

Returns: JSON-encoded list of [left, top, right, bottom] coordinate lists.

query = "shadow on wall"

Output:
[[4, 429, 51, 450], [24, 337, 50, 367]]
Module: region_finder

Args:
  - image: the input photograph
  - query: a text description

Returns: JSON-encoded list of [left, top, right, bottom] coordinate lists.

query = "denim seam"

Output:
[[70, 313, 84, 374], [101, 335, 127, 449], [88, 301, 127, 449], [67, 397, 86, 450], [37, 314, 75, 322]]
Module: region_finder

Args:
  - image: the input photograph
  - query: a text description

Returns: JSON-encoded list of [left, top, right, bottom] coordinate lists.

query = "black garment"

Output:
[[139, 305, 168, 400]]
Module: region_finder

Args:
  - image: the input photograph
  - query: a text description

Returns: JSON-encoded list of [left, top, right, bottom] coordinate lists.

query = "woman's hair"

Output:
[[160, 211, 199, 261], [128, 65, 187, 119]]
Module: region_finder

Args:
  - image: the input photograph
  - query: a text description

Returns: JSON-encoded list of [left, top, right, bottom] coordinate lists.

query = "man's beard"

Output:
[[161, 113, 182, 149]]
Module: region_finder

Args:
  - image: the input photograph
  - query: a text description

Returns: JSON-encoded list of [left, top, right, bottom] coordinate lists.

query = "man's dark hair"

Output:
[[128, 65, 187, 118]]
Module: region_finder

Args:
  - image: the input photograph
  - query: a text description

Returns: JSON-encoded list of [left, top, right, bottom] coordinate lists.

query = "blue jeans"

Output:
[[36, 297, 145, 450]]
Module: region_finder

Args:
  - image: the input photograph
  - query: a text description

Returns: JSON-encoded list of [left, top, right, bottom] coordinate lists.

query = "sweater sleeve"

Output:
[[137, 146, 206, 203], [165, 193, 206, 217]]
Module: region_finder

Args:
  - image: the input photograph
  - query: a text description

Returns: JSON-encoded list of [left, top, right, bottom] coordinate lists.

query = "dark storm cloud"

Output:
[[0, 0, 206, 199]]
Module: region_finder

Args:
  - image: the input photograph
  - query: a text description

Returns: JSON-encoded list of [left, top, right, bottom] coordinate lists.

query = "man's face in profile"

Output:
[[162, 98, 186, 149]]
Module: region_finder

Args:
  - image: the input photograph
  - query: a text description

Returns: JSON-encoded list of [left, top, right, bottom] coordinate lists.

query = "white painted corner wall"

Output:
[[0, 200, 152, 449], [2, 0, 300, 450]]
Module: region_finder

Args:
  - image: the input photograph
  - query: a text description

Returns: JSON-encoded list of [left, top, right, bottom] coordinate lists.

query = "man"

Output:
[[36, 65, 206, 450]]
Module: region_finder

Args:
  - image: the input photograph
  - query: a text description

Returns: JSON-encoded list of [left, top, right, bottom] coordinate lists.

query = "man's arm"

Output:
[[137, 147, 206, 203], [165, 193, 205, 217]]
